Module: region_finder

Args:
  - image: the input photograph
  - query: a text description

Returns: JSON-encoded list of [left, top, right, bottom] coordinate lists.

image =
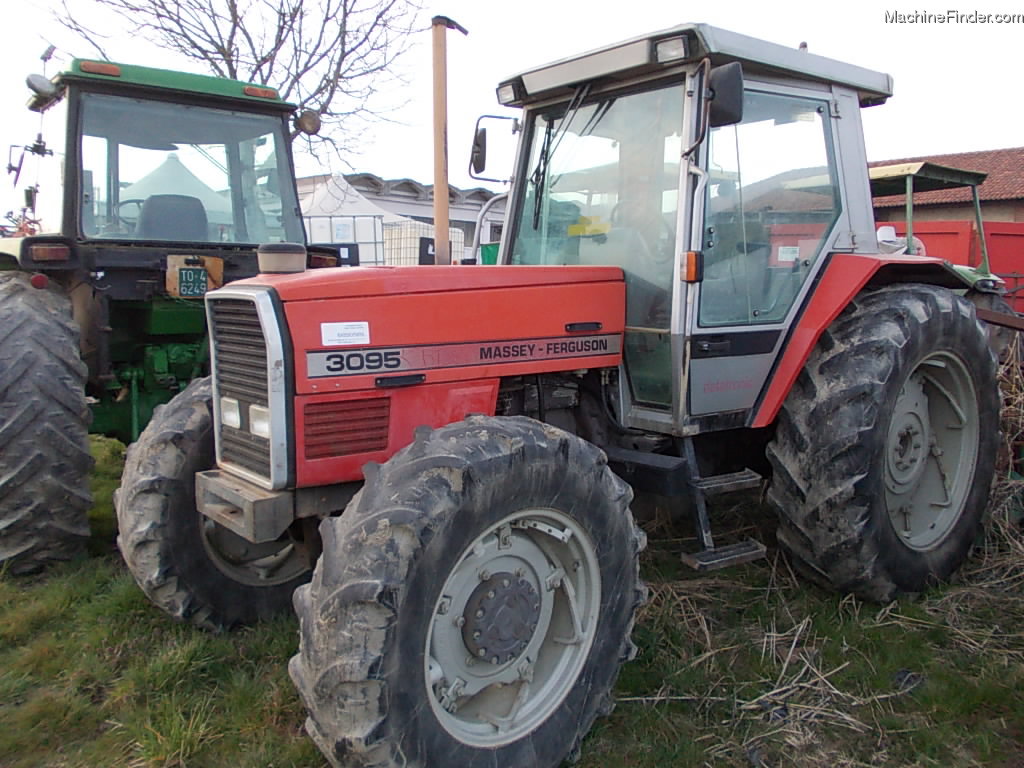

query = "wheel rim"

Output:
[[884, 350, 980, 551], [201, 519, 309, 586], [425, 508, 601, 747]]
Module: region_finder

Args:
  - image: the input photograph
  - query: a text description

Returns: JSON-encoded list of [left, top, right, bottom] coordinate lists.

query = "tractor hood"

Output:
[[231, 264, 625, 302]]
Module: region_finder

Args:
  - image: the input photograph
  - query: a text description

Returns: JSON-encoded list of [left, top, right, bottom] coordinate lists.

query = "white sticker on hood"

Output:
[[321, 321, 370, 346]]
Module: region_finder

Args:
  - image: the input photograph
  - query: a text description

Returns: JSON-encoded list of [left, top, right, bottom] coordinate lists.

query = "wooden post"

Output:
[[431, 15, 467, 265]]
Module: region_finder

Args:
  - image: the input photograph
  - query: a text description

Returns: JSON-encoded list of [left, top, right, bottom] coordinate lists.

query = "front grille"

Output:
[[209, 298, 272, 479], [304, 398, 390, 459]]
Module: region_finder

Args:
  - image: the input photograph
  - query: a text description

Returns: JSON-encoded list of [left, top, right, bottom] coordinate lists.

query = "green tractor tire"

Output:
[[0, 273, 93, 573]]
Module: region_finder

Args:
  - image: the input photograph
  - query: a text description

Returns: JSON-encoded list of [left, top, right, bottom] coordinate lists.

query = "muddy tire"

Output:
[[115, 377, 310, 631], [290, 416, 646, 768], [0, 273, 92, 574], [768, 284, 999, 601]]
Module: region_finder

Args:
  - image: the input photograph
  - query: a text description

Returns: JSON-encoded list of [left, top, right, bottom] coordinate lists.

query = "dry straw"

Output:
[[619, 344, 1024, 767]]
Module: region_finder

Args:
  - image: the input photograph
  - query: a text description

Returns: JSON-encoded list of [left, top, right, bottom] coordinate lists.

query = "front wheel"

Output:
[[289, 416, 646, 767], [115, 377, 311, 630], [768, 284, 1000, 601]]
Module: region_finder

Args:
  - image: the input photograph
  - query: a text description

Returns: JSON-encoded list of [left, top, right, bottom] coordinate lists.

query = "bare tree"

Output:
[[57, 0, 422, 157]]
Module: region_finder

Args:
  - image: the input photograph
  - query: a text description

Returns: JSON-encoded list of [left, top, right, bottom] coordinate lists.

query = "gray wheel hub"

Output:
[[461, 572, 541, 664], [202, 518, 308, 586], [883, 351, 980, 551], [885, 375, 930, 495], [426, 508, 601, 747]]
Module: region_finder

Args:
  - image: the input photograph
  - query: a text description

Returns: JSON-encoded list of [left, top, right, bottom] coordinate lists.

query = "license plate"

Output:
[[178, 267, 208, 297]]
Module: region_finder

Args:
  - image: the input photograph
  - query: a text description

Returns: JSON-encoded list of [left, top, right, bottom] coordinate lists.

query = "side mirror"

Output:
[[708, 62, 744, 128], [471, 127, 487, 175], [467, 114, 519, 183]]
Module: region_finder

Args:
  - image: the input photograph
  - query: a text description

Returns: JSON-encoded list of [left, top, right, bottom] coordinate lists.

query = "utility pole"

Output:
[[431, 15, 468, 264]]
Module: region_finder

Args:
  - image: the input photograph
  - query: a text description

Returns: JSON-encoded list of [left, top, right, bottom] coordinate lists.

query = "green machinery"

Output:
[[0, 58, 325, 572]]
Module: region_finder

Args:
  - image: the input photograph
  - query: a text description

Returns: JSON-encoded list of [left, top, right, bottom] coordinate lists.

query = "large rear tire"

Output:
[[767, 284, 1000, 601], [0, 273, 92, 574], [289, 416, 646, 768], [115, 377, 311, 630]]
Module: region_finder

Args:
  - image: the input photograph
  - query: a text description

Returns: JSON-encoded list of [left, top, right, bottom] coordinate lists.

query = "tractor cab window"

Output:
[[509, 82, 684, 407], [699, 91, 840, 327], [78, 93, 303, 245]]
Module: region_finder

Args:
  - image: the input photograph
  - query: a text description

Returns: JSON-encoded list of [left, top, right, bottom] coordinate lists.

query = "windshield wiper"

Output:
[[529, 83, 591, 229], [530, 119, 554, 229]]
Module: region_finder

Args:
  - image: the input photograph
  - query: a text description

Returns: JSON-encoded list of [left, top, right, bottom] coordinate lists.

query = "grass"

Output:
[[582, 499, 1024, 768], [0, 437, 323, 768], [2, 380, 1023, 767]]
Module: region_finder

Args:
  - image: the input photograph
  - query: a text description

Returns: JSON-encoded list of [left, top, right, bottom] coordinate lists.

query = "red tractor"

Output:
[[116, 23, 1010, 768]]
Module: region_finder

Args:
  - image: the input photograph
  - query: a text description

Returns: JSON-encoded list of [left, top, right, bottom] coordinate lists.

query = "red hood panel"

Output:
[[236, 264, 625, 302]]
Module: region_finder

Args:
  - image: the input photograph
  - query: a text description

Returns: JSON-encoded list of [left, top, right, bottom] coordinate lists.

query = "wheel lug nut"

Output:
[[515, 568, 525, 578], [502, 579, 510, 588], [491, 656, 499, 665], [455, 616, 466, 628], [473, 630, 481, 640], [476, 609, 484, 618], [487, 590, 495, 599], [477, 648, 486, 657], [479, 570, 491, 581]]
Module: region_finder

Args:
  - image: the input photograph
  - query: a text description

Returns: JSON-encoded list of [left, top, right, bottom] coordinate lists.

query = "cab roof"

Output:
[[30, 59, 294, 113], [502, 22, 892, 108]]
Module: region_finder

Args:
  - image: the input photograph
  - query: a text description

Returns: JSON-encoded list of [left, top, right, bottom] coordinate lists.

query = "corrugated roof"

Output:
[[870, 146, 1024, 208]]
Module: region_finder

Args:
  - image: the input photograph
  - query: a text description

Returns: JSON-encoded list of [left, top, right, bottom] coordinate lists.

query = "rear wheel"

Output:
[[289, 416, 646, 768], [115, 377, 311, 630], [767, 284, 999, 601], [0, 273, 92, 574]]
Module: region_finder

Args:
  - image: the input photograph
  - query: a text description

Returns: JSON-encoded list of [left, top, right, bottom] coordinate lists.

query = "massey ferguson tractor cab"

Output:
[[0, 60, 324, 573], [115, 23, 1004, 768]]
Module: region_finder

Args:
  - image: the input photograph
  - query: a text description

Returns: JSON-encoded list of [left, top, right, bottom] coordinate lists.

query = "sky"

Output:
[[3, 0, 1024, 225]]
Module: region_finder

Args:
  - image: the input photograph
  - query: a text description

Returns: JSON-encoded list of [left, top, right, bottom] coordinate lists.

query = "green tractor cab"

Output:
[[0, 58, 325, 573]]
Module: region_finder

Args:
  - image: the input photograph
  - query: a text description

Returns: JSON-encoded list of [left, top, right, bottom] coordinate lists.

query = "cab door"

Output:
[[687, 86, 845, 417]]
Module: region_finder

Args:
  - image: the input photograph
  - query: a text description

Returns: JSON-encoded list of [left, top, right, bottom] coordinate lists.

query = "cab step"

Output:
[[695, 468, 762, 496], [680, 538, 767, 571]]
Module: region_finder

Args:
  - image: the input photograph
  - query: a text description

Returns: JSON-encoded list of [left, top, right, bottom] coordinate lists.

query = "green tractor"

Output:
[[0, 59, 327, 573]]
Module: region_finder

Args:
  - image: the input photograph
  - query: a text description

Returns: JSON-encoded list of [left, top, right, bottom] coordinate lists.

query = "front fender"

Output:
[[750, 252, 969, 429]]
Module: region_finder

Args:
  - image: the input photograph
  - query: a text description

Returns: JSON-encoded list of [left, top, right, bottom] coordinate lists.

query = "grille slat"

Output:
[[304, 399, 390, 460], [210, 298, 272, 479], [304, 419, 390, 437], [221, 429, 272, 475]]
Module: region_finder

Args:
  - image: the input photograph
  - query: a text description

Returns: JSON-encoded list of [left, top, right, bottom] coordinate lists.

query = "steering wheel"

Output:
[[116, 198, 146, 228]]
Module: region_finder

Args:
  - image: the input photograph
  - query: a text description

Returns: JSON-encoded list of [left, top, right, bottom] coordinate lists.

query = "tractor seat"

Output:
[[136, 194, 209, 241]]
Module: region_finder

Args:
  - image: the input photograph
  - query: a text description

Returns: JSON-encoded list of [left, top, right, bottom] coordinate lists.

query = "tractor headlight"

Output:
[[220, 397, 241, 429], [249, 404, 271, 439]]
